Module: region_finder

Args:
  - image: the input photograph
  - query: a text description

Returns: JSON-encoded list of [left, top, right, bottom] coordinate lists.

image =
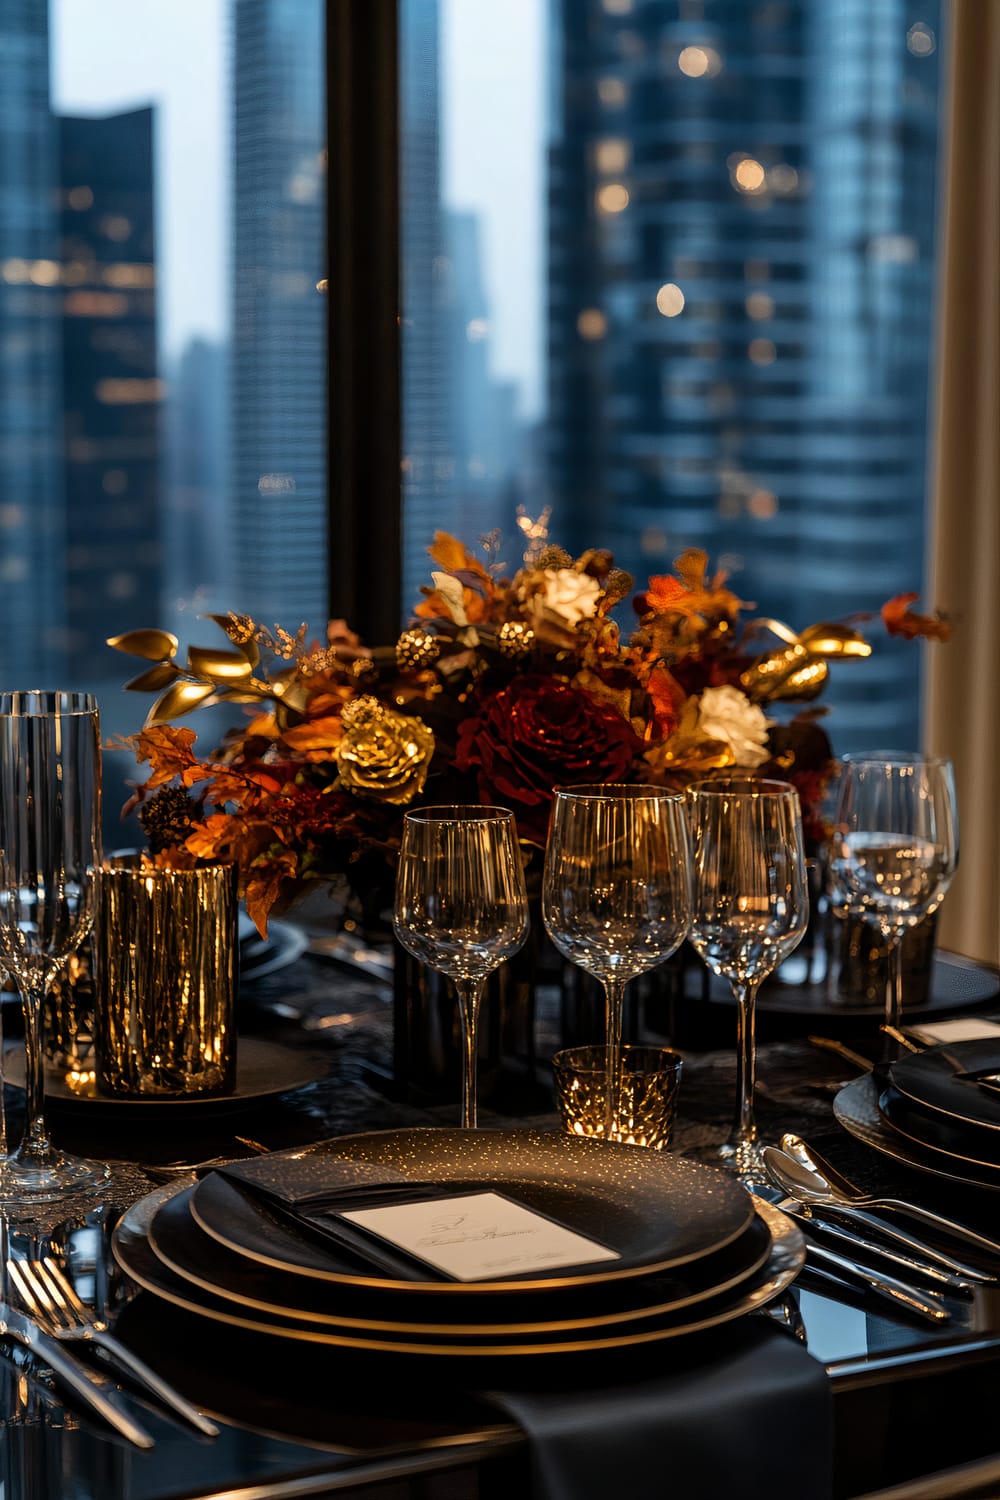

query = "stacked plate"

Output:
[[835, 1041, 1000, 1192], [112, 1128, 805, 1359]]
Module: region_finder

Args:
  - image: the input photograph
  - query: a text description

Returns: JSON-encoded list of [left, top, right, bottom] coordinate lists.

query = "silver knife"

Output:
[[806, 1200, 995, 1282], [776, 1199, 975, 1294], [0, 1302, 155, 1449], [803, 1244, 951, 1323]]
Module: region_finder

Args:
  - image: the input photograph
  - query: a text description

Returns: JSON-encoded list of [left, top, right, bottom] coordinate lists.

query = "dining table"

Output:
[[3, 927, 1000, 1500]]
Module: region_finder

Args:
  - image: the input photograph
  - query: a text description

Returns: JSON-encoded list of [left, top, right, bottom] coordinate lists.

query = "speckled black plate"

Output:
[[190, 1128, 755, 1293], [113, 1183, 802, 1357], [148, 1182, 773, 1334]]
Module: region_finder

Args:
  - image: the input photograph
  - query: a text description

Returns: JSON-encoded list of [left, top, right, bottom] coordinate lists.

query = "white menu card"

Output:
[[341, 1190, 621, 1281]]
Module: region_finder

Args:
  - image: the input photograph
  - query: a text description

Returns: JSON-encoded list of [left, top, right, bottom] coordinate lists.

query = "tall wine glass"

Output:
[[541, 786, 692, 1141], [687, 779, 809, 1181], [394, 805, 529, 1129], [0, 692, 110, 1200], [829, 754, 958, 1030]]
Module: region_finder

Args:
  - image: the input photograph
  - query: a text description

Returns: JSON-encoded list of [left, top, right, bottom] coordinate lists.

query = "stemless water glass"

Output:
[[0, 692, 110, 1200], [393, 805, 529, 1129], [829, 754, 958, 1029], [688, 778, 809, 1181], [542, 786, 692, 1142]]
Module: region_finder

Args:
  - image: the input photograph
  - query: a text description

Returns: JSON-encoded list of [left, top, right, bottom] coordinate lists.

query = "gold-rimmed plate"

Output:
[[889, 1041, 1000, 1133], [189, 1128, 756, 1293], [113, 1186, 802, 1358], [834, 1075, 1000, 1193], [147, 1183, 774, 1336], [878, 1089, 1000, 1177]]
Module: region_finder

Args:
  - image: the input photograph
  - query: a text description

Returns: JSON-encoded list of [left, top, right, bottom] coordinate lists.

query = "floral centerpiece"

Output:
[[110, 527, 948, 935]]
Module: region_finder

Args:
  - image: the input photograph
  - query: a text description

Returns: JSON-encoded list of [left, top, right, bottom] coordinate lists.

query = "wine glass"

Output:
[[0, 692, 110, 1200], [541, 786, 692, 1142], [393, 805, 529, 1129], [687, 778, 809, 1181], [829, 754, 958, 1030]]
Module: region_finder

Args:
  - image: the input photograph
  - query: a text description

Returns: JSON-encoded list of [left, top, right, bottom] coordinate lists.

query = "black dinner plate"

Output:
[[113, 1183, 803, 1358], [189, 1128, 756, 1293], [4, 1037, 330, 1119], [834, 1074, 1000, 1193], [147, 1182, 774, 1334], [878, 1088, 1000, 1176], [889, 1041, 1000, 1133]]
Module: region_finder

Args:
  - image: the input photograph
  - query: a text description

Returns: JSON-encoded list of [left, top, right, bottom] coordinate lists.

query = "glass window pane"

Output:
[[399, 0, 947, 751], [0, 0, 327, 813]]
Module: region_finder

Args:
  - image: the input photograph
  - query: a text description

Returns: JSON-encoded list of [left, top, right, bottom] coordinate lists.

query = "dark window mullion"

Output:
[[325, 0, 401, 645]]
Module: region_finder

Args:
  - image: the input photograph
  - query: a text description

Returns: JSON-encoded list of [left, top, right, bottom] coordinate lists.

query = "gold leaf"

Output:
[[106, 629, 179, 662], [187, 646, 255, 682], [797, 622, 872, 658], [204, 614, 260, 667], [144, 681, 216, 726], [125, 662, 179, 692]]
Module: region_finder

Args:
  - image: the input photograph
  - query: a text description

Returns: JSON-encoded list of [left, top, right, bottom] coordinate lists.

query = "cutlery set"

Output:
[[0, 1254, 218, 1449], [760, 1133, 1000, 1323]]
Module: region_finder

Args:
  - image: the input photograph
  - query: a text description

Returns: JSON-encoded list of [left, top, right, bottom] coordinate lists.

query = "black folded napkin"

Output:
[[207, 1161, 457, 1279], [488, 1317, 833, 1500]]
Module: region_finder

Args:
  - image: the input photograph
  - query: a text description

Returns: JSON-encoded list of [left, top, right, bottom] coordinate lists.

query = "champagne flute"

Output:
[[829, 754, 958, 1030], [0, 692, 110, 1200], [393, 805, 529, 1129], [688, 778, 809, 1181], [541, 786, 692, 1142]]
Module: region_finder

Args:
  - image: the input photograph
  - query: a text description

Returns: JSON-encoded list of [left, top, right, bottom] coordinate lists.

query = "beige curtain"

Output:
[[924, 0, 1000, 963]]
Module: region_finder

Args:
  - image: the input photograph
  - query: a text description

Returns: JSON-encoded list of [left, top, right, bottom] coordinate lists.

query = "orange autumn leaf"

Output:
[[244, 850, 299, 937], [280, 716, 345, 757], [427, 531, 492, 585], [881, 594, 952, 643], [128, 725, 199, 789], [645, 663, 688, 739], [643, 575, 691, 613]]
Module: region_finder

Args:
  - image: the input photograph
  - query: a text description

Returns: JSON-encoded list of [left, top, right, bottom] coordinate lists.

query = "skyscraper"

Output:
[[59, 107, 161, 683], [230, 0, 327, 635], [0, 0, 64, 680], [547, 0, 944, 750]]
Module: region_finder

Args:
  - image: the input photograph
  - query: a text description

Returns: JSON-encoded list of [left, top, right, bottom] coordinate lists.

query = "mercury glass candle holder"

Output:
[[552, 1044, 683, 1149]]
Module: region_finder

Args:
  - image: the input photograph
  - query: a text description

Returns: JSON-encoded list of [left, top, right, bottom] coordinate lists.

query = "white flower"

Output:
[[534, 568, 602, 627], [697, 685, 771, 768]]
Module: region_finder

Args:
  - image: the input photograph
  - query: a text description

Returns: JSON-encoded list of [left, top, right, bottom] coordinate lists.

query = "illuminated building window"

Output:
[[745, 292, 774, 320], [596, 183, 629, 214], [595, 139, 629, 174], [655, 283, 685, 317], [597, 77, 627, 108], [748, 338, 777, 365], [577, 308, 608, 340], [677, 45, 721, 78]]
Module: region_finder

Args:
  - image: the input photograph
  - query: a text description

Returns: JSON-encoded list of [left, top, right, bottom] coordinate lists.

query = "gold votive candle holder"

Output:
[[551, 1044, 683, 1149], [94, 857, 238, 1098]]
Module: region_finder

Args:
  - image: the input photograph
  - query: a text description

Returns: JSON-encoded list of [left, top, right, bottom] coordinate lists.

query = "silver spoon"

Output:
[[780, 1133, 1000, 1272]]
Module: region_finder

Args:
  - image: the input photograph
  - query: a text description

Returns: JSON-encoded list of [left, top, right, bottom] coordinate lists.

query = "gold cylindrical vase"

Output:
[[94, 857, 238, 1098]]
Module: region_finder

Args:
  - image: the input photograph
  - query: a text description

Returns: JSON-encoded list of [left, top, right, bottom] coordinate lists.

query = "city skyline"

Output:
[[51, 0, 545, 417]]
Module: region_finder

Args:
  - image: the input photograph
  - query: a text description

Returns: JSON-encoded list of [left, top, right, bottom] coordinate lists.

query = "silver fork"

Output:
[[8, 1258, 219, 1438]]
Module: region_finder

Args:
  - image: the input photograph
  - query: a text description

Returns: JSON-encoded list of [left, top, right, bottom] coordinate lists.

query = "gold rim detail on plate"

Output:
[[146, 1184, 774, 1337], [114, 1189, 803, 1357], [834, 1075, 1000, 1193]]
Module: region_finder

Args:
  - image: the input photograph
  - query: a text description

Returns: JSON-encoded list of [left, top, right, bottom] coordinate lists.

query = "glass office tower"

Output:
[[0, 0, 64, 679], [229, 0, 327, 635], [546, 0, 944, 750]]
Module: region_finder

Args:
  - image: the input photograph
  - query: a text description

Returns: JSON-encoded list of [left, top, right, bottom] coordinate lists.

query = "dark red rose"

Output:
[[453, 675, 641, 845]]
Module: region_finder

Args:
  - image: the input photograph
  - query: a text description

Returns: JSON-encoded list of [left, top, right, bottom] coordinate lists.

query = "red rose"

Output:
[[454, 675, 641, 845]]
